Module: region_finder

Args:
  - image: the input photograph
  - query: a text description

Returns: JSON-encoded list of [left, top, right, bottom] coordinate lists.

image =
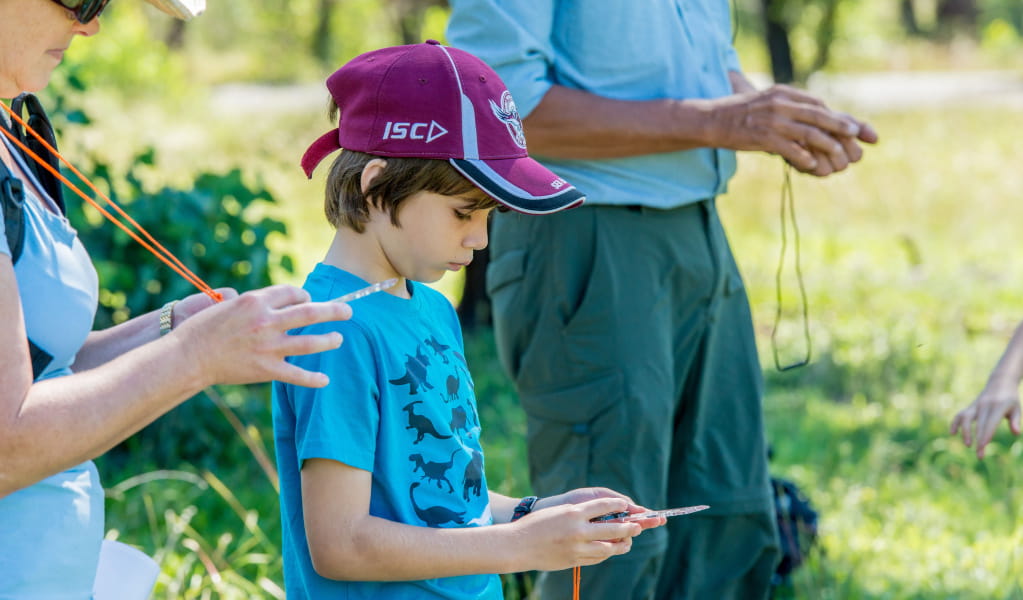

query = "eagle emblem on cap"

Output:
[[489, 91, 527, 149]]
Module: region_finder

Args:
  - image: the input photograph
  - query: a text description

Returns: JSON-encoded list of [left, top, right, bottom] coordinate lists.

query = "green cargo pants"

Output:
[[485, 200, 780, 600]]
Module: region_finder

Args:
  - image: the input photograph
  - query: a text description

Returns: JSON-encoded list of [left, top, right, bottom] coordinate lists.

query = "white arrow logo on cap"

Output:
[[426, 121, 447, 143]]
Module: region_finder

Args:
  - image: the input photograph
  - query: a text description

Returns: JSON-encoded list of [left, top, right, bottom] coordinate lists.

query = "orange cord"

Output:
[[573, 565, 581, 600], [0, 101, 222, 302]]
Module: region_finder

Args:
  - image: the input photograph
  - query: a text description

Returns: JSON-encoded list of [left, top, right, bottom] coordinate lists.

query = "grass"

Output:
[[87, 89, 1023, 597]]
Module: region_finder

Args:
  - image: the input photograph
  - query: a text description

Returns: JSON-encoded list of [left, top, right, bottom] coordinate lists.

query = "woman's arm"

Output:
[[301, 458, 640, 581], [0, 258, 352, 497], [72, 290, 223, 371]]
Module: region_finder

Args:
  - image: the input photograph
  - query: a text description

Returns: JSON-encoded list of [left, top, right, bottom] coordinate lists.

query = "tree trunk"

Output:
[[937, 0, 978, 28], [761, 0, 795, 84], [164, 20, 186, 49], [809, 0, 840, 75], [900, 0, 921, 36], [312, 0, 339, 65]]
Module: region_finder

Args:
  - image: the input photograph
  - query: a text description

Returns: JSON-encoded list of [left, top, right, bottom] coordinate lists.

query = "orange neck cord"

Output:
[[0, 101, 222, 302], [573, 565, 581, 600]]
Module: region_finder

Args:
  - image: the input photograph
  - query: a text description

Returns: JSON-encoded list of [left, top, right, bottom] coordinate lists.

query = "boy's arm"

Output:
[[951, 320, 1023, 458], [301, 458, 642, 581]]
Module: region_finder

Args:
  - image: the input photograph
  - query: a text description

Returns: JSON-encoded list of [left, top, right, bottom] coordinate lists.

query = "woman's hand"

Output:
[[172, 284, 352, 388]]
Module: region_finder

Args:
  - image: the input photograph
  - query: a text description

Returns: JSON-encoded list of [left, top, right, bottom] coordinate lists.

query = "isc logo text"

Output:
[[382, 121, 448, 143]]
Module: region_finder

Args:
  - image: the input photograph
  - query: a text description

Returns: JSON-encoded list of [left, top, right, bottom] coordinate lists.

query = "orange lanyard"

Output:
[[573, 565, 581, 599], [0, 101, 222, 303]]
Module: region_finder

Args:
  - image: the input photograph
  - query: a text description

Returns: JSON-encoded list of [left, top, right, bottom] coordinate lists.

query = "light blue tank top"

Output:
[[0, 135, 103, 599]]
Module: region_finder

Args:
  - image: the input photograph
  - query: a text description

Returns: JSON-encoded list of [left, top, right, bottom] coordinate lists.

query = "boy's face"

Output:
[[369, 190, 494, 284]]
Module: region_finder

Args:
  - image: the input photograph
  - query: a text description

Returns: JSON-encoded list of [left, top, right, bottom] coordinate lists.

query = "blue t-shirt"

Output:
[[0, 136, 102, 599], [447, 0, 740, 207], [272, 264, 502, 600]]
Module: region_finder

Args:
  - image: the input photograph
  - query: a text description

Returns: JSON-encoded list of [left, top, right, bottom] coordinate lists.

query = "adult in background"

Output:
[[447, 2, 878, 598], [0, 1, 352, 597]]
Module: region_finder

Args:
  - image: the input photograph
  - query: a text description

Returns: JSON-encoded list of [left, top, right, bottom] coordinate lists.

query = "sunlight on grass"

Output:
[[716, 104, 1023, 598]]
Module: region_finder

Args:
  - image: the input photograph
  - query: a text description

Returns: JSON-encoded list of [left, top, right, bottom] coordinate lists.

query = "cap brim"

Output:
[[451, 156, 585, 215], [144, 0, 206, 20]]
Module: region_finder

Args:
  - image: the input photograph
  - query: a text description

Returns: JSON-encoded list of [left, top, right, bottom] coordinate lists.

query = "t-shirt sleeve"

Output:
[[286, 323, 381, 472]]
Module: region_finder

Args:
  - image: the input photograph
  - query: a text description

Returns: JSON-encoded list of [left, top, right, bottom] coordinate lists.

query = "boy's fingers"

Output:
[[581, 497, 630, 519]]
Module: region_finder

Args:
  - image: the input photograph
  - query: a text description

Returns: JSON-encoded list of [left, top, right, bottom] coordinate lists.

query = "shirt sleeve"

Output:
[[712, 0, 743, 74], [286, 323, 381, 472], [446, 0, 556, 118]]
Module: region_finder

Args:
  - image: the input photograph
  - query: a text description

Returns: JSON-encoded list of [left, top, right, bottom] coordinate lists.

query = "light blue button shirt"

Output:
[[447, 0, 742, 207], [0, 135, 102, 599]]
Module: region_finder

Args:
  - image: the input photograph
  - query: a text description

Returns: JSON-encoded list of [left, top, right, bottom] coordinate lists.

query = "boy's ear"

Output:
[[360, 159, 389, 194]]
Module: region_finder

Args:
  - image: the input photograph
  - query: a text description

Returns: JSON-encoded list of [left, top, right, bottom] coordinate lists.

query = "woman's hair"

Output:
[[324, 102, 499, 232]]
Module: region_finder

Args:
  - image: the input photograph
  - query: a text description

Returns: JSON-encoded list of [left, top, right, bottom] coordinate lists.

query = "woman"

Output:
[[0, 0, 352, 596]]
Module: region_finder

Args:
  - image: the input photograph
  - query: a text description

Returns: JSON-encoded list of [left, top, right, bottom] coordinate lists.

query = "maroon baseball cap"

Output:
[[300, 40, 585, 215]]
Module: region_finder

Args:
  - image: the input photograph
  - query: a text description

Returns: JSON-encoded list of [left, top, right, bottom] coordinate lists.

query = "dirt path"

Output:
[[211, 70, 1023, 116]]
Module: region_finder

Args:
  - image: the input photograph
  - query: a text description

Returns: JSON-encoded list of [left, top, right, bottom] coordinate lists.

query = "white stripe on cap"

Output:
[[435, 43, 479, 160], [461, 158, 572, 200]]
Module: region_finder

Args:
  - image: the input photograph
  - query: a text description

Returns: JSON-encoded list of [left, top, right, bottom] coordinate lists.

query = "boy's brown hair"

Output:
[[324, 102, 499, 232]]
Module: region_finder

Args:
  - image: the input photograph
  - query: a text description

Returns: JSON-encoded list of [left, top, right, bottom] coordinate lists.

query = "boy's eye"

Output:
[[453, 209, 473, 221]]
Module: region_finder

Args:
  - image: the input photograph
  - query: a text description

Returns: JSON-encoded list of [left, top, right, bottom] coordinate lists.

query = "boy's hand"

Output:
[[951, 379, 1023, 459], [536, 487, 667, 530], [510, 497, 641, 571]]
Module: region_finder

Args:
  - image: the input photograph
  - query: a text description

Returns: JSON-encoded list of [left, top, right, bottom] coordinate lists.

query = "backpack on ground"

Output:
[[771, 475, 819, 586]]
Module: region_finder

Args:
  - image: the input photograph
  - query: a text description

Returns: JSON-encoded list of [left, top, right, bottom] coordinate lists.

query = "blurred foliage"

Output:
[[66, 160, 289, 328], [49, 0, 1023, 98]]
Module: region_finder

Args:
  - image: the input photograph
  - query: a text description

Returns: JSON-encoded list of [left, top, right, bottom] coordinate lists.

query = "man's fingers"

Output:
[[780, 100, 861, 138], [856, 120, 879, 144], [780, 142, 818, 172], [768, 85, 828, 108], [838, 135, 864, 164]]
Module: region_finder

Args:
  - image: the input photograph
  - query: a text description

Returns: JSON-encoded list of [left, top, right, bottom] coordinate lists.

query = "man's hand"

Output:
[[710, 85, 878, 176]]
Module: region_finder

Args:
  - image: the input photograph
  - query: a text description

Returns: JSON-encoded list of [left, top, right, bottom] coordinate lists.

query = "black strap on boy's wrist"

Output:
[[511, 496, 539, 522]]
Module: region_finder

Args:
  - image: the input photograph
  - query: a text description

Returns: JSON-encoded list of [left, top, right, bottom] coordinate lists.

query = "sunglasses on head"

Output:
[[50, 0, 112, 23]]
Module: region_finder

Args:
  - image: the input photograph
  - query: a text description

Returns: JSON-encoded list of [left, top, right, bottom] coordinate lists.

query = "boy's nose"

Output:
[[464, 221, 489, 251]]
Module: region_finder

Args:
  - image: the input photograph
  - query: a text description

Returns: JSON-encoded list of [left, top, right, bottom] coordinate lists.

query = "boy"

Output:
[[272, 41, 663, 599]]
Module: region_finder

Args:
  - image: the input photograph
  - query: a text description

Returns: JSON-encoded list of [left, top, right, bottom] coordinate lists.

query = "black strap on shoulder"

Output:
[[9, 93, 65, 214], [1, 157, 27, 263], [28, 340, 55, 379], [2, 93, 63, 380]]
